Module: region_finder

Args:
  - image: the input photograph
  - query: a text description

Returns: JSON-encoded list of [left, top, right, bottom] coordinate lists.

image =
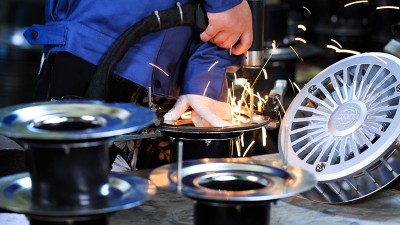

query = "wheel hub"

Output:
[[328, 100, 367, 137]]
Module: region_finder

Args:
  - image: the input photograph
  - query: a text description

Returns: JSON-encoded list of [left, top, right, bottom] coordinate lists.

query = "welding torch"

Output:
[[241, 1, 285, 124], [242, 0, 265, 79]]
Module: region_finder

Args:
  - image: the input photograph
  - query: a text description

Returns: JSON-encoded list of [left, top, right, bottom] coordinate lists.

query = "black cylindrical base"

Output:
[[194, 200, 271, 225], [170, 138, 236, 162], [25, 140, 110, 209], [29, 215, 109, 225]]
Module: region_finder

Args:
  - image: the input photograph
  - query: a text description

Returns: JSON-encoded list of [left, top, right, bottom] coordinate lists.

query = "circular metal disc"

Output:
[[0, 173, 156, 216], [160, 115, 270, 140], [150, 158, 316, 202], [278, 52, 400, 203], [0, 100, 155, 140]]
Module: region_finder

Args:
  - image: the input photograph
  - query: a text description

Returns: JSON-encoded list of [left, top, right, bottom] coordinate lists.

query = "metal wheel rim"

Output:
[[0, 100, 155, 140], [279, 52, 400, 203]]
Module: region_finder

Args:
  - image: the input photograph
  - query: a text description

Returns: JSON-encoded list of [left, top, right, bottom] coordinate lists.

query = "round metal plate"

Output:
[[160, 115, 270, 140], [150, 158, 316, 202], [0, 101, 155, 140], [0, 173, 156, 216], [278, 52, 400, 203]]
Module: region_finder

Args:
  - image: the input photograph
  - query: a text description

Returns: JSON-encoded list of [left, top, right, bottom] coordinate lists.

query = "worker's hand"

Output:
[[163, 94, 232, 127], [200, 0, 253, 55]]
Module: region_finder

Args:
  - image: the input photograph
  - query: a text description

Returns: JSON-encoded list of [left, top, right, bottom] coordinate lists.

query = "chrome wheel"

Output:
[[279, 52, 400, 203]]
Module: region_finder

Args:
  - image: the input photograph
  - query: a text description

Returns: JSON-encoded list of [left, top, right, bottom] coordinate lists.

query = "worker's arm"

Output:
[[163, 40, 241, 127]]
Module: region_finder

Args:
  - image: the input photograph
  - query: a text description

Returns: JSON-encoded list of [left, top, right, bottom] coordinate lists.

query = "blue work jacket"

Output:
[[24, 0, 243, 101]]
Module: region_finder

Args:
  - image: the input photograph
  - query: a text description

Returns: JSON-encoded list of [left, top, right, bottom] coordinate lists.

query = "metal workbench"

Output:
[[1, 154, 400, 225]]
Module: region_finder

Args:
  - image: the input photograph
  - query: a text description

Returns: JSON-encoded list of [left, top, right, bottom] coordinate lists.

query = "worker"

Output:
[[23, 0, 253, 169]]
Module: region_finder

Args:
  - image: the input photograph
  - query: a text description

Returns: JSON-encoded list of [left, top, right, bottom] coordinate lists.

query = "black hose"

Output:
[[85, 3, 207, 100]]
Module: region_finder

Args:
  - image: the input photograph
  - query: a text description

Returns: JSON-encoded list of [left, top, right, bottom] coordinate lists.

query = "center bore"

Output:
[[196, 173, 268, 191], [33, 116, 102, 131]]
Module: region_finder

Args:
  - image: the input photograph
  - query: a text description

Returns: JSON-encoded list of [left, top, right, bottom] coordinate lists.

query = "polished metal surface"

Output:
[[278, 52, 400, 203], [150, 157, 316, 201], [0, 172, 156, 216], [242, 50, 265, 68], [0, 100, 155, 140], [160, 115, 270, 140]]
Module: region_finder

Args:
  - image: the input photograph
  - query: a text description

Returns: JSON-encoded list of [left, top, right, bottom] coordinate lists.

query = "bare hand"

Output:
[[200, 0, 253, 55], [163, 95, 232, 127]]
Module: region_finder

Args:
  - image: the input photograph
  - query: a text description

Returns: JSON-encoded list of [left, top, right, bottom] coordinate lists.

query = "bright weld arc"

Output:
[[149, 63, 170, 76]]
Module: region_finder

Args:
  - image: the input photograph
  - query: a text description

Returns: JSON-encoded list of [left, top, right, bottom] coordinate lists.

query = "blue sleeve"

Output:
[[181, 40, 242, 102], [201, 0, 242, 13]]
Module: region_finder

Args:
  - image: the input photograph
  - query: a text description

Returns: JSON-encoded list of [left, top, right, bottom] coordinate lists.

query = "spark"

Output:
[[302, 6, 311, 14], [236, 139, 241, 157], [181, 111, 191, 120], [262, 127, 267, 147], [262, 68, 268, 80], [250, 49, 274, 89], [326, 45, 360, 55], [274, 95, 286, 115], [289, 79, 296, 93], [295, 37, 307, 44], [344, 0, 368, 7], [243, 140, 255, 157], [240, 83, 253, 117], [365, 52, 388, 64], [272, 40, 277, 50], [228, 87, 233, 103], [149, 63, 170, 76], [297, 24, 307, 31], [290, 46, 304, 62], [202, 81, 211, 96], [255, 92, 266, 112], [376, 6, 400, 10], [241, 134, 244, 147], [208, 61, 219, 72], [292, 82, 302, 93], [255, 92, 266, 104], [249, 87, 254, 120], [330, 39, 343, 48]]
